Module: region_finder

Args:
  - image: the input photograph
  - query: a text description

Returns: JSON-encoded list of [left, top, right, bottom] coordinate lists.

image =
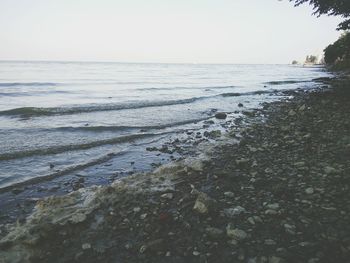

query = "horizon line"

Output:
[[0, 59, 294, 66]]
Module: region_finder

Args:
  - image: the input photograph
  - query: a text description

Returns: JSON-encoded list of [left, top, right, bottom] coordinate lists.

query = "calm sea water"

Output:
[[0, 61, 330, 189]]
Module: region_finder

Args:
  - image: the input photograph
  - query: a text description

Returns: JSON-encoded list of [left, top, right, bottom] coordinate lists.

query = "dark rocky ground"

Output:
[[0, 75, 349, 263]]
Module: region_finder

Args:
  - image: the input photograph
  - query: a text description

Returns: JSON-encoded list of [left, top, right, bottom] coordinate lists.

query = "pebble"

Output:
[[224, 191, 235, 198], [284, 223, 296, 234], [193, 192, 214, 214], [215, 112, 227, 119], [288, 109, 296, 116], [205, 227, 224, 239], [324, 166, 337, 174], [305, 187, 314, 194], [193, 251, 200, 256], [265, 209, 278, 215], [269, 256, 284, 263], [82, 243, 91, 250], [226, 224, 248, 240], [223, 206, 246, 218], [161, 193, 174, 200], [133, 207, 141, 213], [266, 203, 279, 210], [264, 239, 276, 245]]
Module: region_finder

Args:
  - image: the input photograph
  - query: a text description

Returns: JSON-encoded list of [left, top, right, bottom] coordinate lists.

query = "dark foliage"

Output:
[[288, 0, 350, 30], [324, 32, 350, 66]]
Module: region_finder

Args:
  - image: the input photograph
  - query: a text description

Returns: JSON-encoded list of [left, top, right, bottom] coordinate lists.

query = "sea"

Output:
[[0, 61, 331, 191]]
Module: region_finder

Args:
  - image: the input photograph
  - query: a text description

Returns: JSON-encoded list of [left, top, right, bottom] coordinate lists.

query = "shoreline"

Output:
[[1, 74, 350, 262]]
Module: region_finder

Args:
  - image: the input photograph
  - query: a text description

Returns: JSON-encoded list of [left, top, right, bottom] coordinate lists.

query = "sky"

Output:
[[0, 0, 343, 64]]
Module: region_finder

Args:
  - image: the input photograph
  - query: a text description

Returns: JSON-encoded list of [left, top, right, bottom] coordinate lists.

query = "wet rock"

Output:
[[305, 187, 314, 194], [264, 239, 276, 246], [226, 224, 248, 240], [226, 225, 248, 241], [265, 209, 278, 215], [161, 193, 174, 200], [238, 103, 244, 107], [288, 109, 296, 116], [133, 207, 141, 213], [266, 203, 279, 210], [236, 158, 250, 166], [193, 192, 215, 214], [82, 243, 91, 250], [284, 223, 296, 234], [139, 239, 164, 253], [205, 227, 224, 239], [70, 213, 87, 224], [204, 130, 222, 138], [247, 216, 262, 225], [224, 191, 235, 198], [11, 188, 24, 195], [269, 256, 284, 263], [223, 206, 246, 218], [324, 166, 337, 174], [215, 112, 227, 119], [298, 104, 306, 111]]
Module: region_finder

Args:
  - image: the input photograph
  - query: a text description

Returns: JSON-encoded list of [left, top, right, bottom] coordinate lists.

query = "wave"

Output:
[[221, 89, 278, 97], [53, 118, 210, 133], [0, 97, 209, 117], [0, 132, 165, 161], [135, 85, 237, 91], [0, 151, 126, 192], [0, 82, 57, 87], [264, 80, 310, 85], [0, 89, 286, 118]]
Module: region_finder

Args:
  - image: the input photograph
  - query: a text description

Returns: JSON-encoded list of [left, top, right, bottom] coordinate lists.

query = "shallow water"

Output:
[[0, 61, 330, 189]]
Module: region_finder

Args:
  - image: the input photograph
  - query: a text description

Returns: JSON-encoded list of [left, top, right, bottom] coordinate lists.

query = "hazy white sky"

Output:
[[0, 0, 343, 64]]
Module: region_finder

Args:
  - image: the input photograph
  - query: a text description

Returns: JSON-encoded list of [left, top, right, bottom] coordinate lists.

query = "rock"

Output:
[[161, 193, 174, 200], [265, 209, 278, 215], [236, 158, 250, 166], [264, 239, 276, 245], [226, 224, 248, 240], [204, 130, 222, 138], [205, 227, 224, 239], [269, 256, 284, 263], [11, 188, 24, 195], [224, 191, 235, 198], [215, 112, 227, 119], [82, 243, 91, 250], [324, 166, 337, 174], [305, 187, 314, 194], [49, 185, 60, 192], [238, 103, 244, 107], [193, 192, 215, 214], [139, 239, 164, 253], [266, 203, 279, 210], [223, 206, 246, 218], [284, 223, 296, 234], [288, 109, 296, 116], [133, 207, 141, 213], [247, 216, 262, 225], [140, 213, 148, 220], [248, 146, 258, 152], [193, 251, 200, 256], [70, 213, 87, 224], [298, 104, 306, 111], [247, 217, 255, 225]]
